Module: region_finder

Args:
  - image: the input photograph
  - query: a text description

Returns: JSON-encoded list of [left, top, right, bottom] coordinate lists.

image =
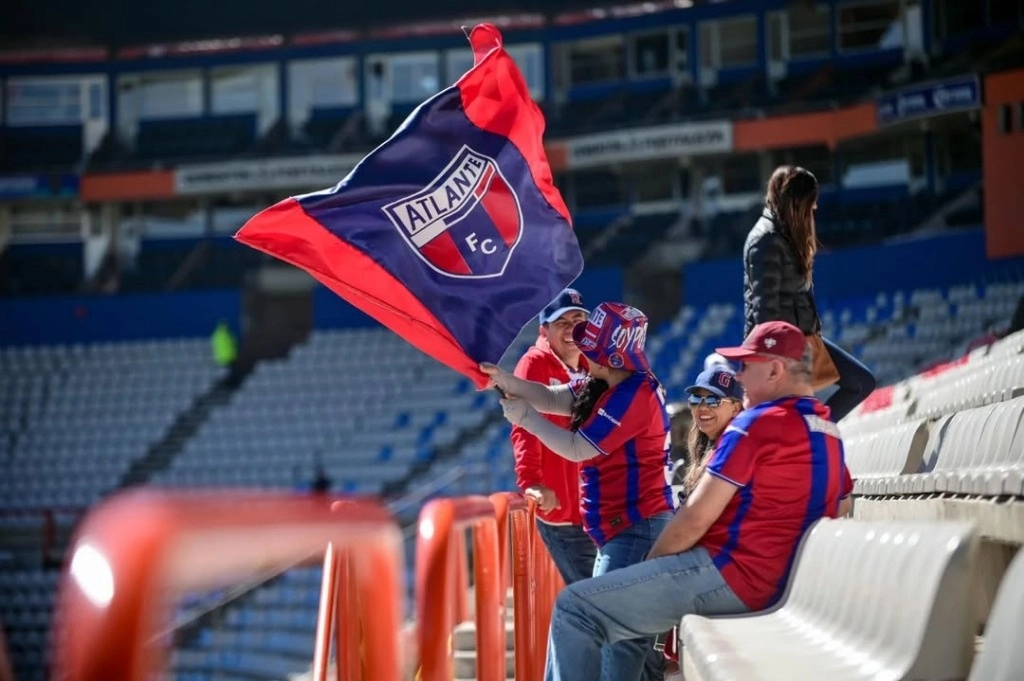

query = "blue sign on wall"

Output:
[[876, 74, 981, 126], [0, 173, 79, 201]]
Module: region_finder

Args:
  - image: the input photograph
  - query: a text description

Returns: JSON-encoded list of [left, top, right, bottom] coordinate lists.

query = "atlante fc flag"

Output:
[[236, 24, 582, 387]]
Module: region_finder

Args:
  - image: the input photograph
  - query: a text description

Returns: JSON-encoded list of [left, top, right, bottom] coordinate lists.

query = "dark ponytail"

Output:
[[570, 377, 610, 431]]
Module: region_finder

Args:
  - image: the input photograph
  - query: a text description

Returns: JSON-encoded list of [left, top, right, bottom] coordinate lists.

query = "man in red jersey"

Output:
[[512, 289, 597, 584], [540, 321, 853, 681]]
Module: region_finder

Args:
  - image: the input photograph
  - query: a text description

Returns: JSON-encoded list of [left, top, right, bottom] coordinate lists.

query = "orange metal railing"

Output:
[[414, 496, 504, 681], [412, 492, 566, 681], [50, 490, 404, 681]]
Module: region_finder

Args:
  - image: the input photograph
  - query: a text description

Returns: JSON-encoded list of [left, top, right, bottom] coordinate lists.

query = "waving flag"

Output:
[[236, 24, 582, 387]]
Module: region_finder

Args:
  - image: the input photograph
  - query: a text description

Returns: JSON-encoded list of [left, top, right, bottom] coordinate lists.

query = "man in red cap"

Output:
[[527, 320, 854, 681]]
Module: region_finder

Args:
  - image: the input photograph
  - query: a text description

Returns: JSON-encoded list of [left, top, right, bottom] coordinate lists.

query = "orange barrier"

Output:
[[488, 492, 566, 681], [415, 496, 504, 681], [529, 508, 564, 681], [50, 490, 404, 681]]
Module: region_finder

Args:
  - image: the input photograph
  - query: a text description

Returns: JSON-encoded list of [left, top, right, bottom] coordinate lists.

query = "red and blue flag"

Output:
[[236, 24, 582, 387]]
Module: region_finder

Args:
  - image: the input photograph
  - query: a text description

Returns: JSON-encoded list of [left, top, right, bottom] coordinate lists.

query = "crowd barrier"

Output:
[[42, 488, 566, 680], [49, 491, 405, 681]]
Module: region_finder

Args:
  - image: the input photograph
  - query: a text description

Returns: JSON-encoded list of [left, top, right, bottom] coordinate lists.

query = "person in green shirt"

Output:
[[211, 320, 238, 368]]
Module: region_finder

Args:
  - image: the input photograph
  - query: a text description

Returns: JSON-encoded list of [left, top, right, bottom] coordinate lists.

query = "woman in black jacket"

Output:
[[742, 165, 876, 421]]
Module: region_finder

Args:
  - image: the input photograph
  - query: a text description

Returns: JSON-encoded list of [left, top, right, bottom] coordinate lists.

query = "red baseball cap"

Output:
[[716, 321, 809, 362]]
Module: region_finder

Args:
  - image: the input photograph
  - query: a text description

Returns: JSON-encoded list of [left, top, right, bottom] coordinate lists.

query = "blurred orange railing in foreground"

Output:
[[488, 493, 564, 681], [414, 495, 504, 681], [50, 491, 404, 681], [48, 489, 568, 681]]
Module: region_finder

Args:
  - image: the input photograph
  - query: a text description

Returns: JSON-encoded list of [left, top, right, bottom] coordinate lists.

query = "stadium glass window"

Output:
[[838, 0, 903, 51], [768, 12, 785, 63], [565, 36, 626, 86], [932, 0, 984, 40], [630, 30, 671, 78], [5, 78, 83, 126], [789, 4, 832, 57], [699, 22, 716, 69], [719, 16, 759, 67], [388, 52, 440, 104], [674, 28, 691, 73]]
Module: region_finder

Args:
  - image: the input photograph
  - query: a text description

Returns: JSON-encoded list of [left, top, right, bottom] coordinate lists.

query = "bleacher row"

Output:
[[678, 329, 1024, 680], [2, 276, 1023, 680]]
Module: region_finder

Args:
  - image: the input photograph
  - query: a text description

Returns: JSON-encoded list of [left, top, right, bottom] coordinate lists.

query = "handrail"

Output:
[[415, 496, 504, 681], [50, 490, 404, 681], [489, 492, 535, 681]]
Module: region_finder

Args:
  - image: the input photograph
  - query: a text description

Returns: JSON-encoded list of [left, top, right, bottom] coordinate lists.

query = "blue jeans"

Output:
[[545, 546, 748, 681], [591, 513, 673, 681], [536, 520, 598, 586], [822, 337, 877, 422]]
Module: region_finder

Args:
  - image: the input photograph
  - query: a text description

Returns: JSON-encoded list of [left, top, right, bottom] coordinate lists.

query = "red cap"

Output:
[[716, 321, 809, 362]]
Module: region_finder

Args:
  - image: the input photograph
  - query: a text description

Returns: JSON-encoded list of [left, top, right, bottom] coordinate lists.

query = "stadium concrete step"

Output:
[[452, 646, 515, 681], [453, 587, 517, 681]]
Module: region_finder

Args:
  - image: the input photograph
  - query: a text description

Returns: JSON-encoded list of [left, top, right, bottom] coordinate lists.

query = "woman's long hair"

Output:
[[765, 165, 819, 284], [682, 426, 715, 494], [570, 377, 610, 432]]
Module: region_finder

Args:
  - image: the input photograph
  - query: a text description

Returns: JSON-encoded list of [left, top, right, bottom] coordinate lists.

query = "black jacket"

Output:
[[742, 211, 821, 337]]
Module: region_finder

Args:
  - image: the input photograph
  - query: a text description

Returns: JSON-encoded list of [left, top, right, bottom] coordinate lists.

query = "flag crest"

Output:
[[236, 24, 582, 387]]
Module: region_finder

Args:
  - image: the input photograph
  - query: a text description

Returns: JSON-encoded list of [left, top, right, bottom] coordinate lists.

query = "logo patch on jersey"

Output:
[[607, 352, 624, 368], [382, 145, 523, 279]]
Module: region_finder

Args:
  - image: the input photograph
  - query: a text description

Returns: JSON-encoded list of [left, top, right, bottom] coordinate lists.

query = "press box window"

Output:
[[631, 31, 671, 77], [838, 0, 903, 51], [700, 16, 758, 69]]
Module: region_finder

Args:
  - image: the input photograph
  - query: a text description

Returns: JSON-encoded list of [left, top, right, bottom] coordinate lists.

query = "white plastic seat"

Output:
[[681, 519, 977, 681], [968, 546, 1024, 681], [843, 419, 927, 496]]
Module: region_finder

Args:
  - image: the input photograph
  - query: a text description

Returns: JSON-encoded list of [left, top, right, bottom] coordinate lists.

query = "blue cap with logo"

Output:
[[540, 288, 588, 324], [685, 366, 743, 401]]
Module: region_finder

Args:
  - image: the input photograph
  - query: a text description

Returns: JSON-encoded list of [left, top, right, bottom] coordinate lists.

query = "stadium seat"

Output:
[[968, 546, 1024, 681], [842, 419, 928, 496], [680, 519, 977, 681]]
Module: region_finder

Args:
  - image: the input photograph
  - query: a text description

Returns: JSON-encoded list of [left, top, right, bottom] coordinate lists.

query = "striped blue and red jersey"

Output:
[[570, 373, 674, 546], [699, 396, 852, 610]]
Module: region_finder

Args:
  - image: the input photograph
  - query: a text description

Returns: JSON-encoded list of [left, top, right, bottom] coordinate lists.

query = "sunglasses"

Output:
[[731, 357, 773, 373], [687, 394, 730, 408]]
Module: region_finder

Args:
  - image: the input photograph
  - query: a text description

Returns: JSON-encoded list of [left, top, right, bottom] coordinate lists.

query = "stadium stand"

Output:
[[3, 0, 1024, 677], [681, 519, 977, 680]]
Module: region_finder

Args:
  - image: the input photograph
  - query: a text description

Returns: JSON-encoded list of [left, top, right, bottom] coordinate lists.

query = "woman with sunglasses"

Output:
[[744, 165, 875, 421], [679, 366, 744, 500], [481, 301, 674, 681], [661, 365, 743, 681]]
